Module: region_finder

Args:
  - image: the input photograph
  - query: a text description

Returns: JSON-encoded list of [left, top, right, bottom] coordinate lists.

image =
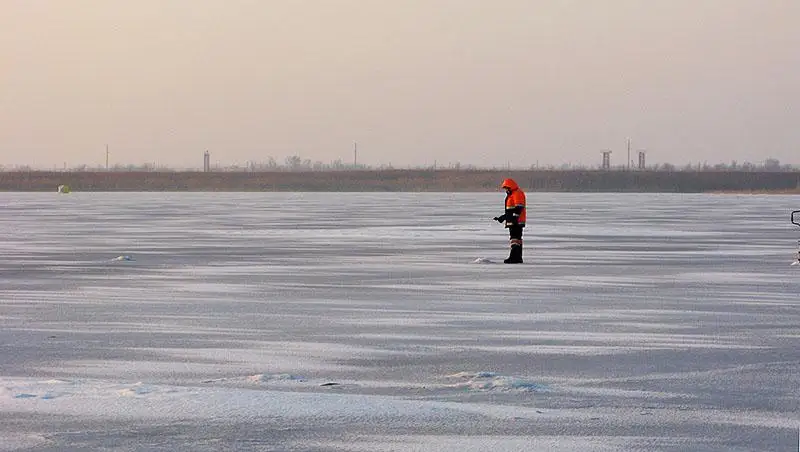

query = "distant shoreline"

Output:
[[706, 189, 800, 195], [1, 169, 799, 193]]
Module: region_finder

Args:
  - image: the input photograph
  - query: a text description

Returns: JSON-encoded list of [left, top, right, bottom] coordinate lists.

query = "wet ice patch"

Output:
[[445, 372, 548, 392]]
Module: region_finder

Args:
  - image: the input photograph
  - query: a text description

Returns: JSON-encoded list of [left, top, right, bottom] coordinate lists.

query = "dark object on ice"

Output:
[[320, 382, 341, 387]]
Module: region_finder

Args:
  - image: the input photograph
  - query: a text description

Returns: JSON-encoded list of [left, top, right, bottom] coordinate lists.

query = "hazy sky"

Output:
[[2, 0, 798, 169]]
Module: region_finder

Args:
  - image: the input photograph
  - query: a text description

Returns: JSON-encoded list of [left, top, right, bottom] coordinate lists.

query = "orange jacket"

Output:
[[502, 178, 526, 227]]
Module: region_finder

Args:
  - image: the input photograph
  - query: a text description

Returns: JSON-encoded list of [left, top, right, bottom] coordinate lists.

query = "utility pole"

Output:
[[353, 141, 357, 167], [627, 138, 631, 171], [106, 144, 109, 170]]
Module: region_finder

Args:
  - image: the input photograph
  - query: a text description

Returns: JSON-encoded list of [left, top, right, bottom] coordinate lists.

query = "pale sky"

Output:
[[2, 0, 798, 169]]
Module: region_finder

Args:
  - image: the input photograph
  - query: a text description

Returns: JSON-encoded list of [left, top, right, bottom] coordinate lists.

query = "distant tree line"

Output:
[[0, 156, 796, 173], [2, 169, 799, 193]]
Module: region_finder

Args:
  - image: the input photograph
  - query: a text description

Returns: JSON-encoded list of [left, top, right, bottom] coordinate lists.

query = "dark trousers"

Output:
[[505, 225, 524, 263]]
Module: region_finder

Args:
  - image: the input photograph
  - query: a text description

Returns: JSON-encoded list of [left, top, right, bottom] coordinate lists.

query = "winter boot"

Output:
[[504, 242, 523, 264]]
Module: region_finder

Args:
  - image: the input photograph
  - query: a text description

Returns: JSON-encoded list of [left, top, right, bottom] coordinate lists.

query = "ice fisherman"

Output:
[[494, 178, 526, 264]]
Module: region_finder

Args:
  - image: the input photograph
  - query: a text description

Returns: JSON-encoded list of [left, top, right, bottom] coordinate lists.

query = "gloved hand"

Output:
[[494, 216, 505, 223]]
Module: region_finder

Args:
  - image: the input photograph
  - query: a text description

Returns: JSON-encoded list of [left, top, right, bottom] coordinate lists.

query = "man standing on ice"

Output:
[[494, 178, 527, 264]]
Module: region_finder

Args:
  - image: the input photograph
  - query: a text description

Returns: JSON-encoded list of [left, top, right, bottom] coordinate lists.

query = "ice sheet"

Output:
[[1, 192, 798, 451]]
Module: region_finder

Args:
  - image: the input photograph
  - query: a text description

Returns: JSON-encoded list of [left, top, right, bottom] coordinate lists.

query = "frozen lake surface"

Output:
[[1, 192, 798, 451]]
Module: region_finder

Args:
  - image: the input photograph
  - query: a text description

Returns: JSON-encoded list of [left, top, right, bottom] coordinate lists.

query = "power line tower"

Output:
[[601, 150, 612, 170]]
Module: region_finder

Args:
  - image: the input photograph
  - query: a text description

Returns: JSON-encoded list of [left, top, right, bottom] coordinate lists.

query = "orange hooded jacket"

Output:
[[501, 178, 526, 227]]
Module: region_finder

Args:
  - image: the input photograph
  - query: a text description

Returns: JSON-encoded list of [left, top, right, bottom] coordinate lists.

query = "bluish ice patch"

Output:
[[13, 393, 38, 399]]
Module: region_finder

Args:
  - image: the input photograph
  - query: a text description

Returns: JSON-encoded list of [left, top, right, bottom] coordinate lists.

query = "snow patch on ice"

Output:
[[207, 373, 362, 390], [117, 382, 155, 397], [110, 255, 135, 262], [314, 435, 632, 452], [0, 377, 529, 422], [0, 433, 49, 451], [246, 373, 307, 384], [561, 385, 696, 401], [471, 257, 496, 264], [449, 371, 497, 379], [0, 379, 75, 400], [445, 371, 548, 392]]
